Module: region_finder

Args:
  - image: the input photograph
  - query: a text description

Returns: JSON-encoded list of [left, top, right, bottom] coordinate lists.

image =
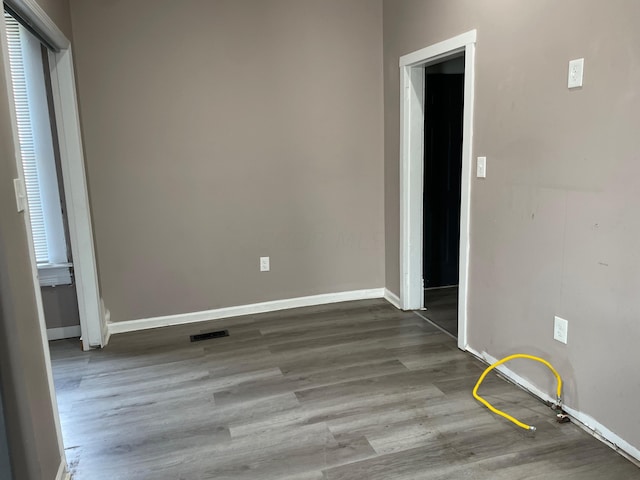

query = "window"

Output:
[[4, 12, 72, 287]]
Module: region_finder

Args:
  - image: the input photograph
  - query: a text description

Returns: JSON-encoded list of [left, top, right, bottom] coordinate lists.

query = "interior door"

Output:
[[423, 72, 464, 288]]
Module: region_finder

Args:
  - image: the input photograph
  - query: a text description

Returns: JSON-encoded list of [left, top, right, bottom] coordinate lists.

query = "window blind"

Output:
[[5, 12, 49, 264]]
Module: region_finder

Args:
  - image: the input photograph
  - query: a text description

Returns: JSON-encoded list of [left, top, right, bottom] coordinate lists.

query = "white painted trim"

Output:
[[101, 298, 111, 346], [399, 64, 424, 311], [566, 407, 640, 467], [399, 30, 476, 67], [398, 30, 476, 352], [3, 0, 68, 50], [108, 288, 386, 335], [467, 347, 640, 464], [55, 459, 70, 480], [458, 42, 475, 350], [48, 47, 104, 350], [384, 289, 401, 309], [46, 325, 81, 341]]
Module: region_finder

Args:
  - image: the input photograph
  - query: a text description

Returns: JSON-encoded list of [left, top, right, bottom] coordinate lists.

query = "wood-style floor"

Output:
[[423, 286, 458, 337], [49, 299, 639, 479]]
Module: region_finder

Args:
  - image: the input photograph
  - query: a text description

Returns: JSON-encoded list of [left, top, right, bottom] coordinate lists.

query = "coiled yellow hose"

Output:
[[472, 353, 563, 432]]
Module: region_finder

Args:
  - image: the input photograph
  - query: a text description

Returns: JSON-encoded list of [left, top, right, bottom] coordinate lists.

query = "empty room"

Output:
[[1, 0, 639, 479]]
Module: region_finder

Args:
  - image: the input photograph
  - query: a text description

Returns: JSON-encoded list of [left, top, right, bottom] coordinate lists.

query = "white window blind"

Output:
[[5, 11, 72, 286], [5, 12, 49, 263]]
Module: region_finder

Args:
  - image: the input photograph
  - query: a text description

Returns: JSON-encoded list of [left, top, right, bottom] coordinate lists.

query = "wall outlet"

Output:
[[568, 58, 584, 88], [554, 316, 568, 344], [260, 256, 270, 272]]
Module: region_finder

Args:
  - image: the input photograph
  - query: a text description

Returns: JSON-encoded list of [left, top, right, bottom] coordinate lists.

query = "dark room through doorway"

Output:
[[422, 54, 464, 337]]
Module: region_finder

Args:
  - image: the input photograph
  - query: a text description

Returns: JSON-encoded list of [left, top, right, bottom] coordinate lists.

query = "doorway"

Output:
[[4, 11, 82, 342], [1, 3, 104, 351], [422, 56, 464, 337], [2, 4, 105, 475], [399, 30, 476, 350]]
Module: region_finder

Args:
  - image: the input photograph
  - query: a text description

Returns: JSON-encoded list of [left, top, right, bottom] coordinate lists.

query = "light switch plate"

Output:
[[568, 58, 584, 88], [477, 157, 486, 178], [13, 178, 26, 212]]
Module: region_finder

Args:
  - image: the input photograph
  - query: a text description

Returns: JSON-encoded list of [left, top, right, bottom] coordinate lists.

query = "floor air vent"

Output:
[[190, 329, 229, 342]]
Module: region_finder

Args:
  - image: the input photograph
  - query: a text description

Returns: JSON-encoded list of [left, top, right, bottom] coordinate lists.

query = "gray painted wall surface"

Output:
[[383, 0, 640, 452], [0, 78, 61, 480], [29, 0, 72, 39], [69, 0, 386, 323], [0, 0, 71, 477], [0, 386, 11, 480], [42, 285, 80, 329]]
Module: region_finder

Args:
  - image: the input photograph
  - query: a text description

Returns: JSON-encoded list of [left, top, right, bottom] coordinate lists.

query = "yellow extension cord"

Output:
[[472, 354, 563, 432]]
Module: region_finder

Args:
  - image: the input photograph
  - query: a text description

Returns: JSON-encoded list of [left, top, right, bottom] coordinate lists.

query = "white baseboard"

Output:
[[47, 325, 81, 341], [107, 288, 386, 335], [101, 300, 111, 347], [384, 288, 401, 309], [466, 347, 640, 465], [55, 459, 70, 480]]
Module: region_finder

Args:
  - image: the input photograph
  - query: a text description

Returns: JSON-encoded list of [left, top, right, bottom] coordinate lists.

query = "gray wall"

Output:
[[384, 0, 640, 452], [0, 385, 11, 480], [0, 1, 71, 478], [69, 0, 385, 323], [0, 77, 61, 480], [42, 285, 80, 329], [29, 0, 72, 39]]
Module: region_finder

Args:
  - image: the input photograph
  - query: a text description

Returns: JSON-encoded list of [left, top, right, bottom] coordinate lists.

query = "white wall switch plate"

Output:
[[554, 316, 568, 344], [13, 178, 26, 212], [568, 58, 584, 88], [476, 156, 486, 178], [260, 256, 270, 272]]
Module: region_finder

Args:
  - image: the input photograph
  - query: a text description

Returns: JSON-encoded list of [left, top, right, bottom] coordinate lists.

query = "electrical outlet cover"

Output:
[[568, 58, 584, 89], [260, 256, 270, 272], [554, 316, 568, 344]]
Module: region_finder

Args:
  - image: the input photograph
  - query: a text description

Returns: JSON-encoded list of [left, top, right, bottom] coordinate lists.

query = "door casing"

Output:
[[399, 30, 476, 350]]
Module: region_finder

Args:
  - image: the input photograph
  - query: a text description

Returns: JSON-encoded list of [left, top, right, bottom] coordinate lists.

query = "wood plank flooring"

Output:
[[423, 287, 458, 337], [49, 299, 639, 479]]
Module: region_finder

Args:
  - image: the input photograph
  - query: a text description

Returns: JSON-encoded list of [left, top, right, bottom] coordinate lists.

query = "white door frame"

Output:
[[48, 47, 105, 350], [2, 0, 104, 352], [399, 30, 476, 350]]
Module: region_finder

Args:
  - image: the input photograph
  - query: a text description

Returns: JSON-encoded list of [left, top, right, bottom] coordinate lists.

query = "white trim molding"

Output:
[[384, 289, 401, 309], [46, 325, 81, 341], [100, 297, 111, 346], [399, 30, 477, 68], [55, 459, 70, 480], [48, 47, 104, 350], [467, 347, 640, 465], [398, 30, 476, 352], [3, 0, 68, 50], [108, 288, 386, 335]]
